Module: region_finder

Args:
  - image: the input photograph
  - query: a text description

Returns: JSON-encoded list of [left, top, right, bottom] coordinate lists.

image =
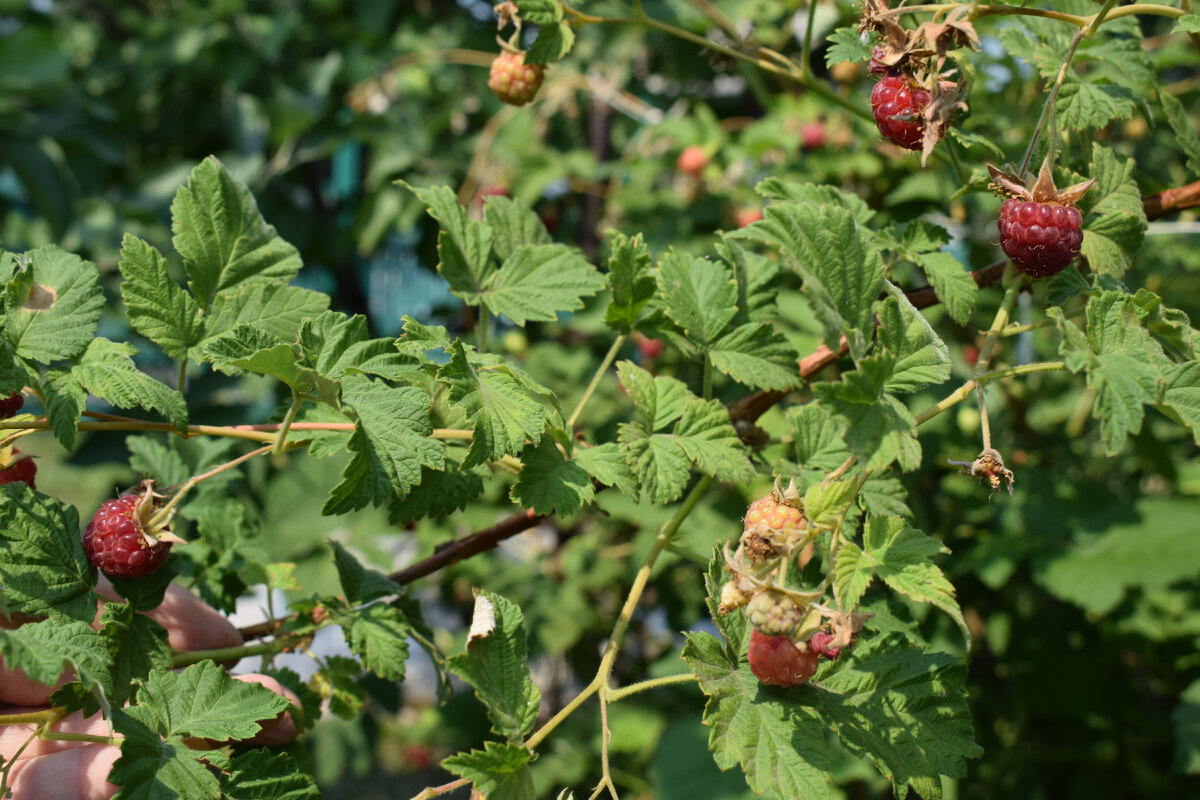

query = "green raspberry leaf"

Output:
[[444, 741, 536, 800], [672, 398, 755, 485], [616, 360, 691, 431], [482, 196, 550, 260], [0, 485, 97, 621], [877, 285, 952, 395], [0, 616, 111, 698], [224, 750, 321, 800], [656, 252, 738, 348], [813, 355, 921, 472], [98, 602, 171, 707], [402, 183, 495, 302], [3, 245, 104, 362], [511, 437, 595, 515], [618, 421, 692, 505], [913, 251, 977, 326], [575, 442, 639, 499], [731, 199, 884, 359], [835, 516, 968, 644], [825, 26, 873, 65], [330, 598, 412, 681], [71, 338, 189, 433], [171, 156, 302, 309], [526, 20, 575, 64], [330, 540, 402, 604], [388, 461, 487, 525], [709, 322, 799, 391], [482, 243, 606, 325], [448, 590, 542, 743], [437, 341, 547, 469], [1080, 145, 1147, 278], [324, 377, 445, 514], [203, 280, 330, 347], [118, 234, 203, 360], [604, 232, 657, 333]]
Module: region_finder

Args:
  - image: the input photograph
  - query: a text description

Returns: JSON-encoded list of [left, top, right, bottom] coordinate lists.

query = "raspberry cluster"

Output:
[[488, 50, 544, 106], [0, 392, 23, 419]]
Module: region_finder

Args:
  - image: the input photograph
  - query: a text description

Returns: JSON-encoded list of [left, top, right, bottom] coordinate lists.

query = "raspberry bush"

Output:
[[1, 2, 1199, 799]]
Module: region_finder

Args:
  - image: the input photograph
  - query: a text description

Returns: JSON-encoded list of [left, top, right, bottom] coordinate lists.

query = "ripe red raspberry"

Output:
[[488, 50, 544, 106], [0, 393, 23, 420], [0, 450, 36, 490], [677, 145, 708, 176], [997, 200, 1084, 278], [871, 76, 929, 151], [83, 493, 174, 578], [988, 159, 1094, 279], [809, 631, 841, 660], [747, 629, 820, 687]]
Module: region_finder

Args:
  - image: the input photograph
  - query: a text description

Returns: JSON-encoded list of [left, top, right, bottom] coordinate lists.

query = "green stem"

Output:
[[150, 444, 275, 528], [1017, 0, 1119, 176], [170, 639, 285, 669], [525, 474, 714, 752], [799, 0, 818, 81], [567, 334, 626, 429], [408, 778, 470, 800], [1066, 384, 1098, 438], [607, 671, 698, 701], [39, 731, 119, 745], [915, 361, 1066, 427], [273, 392, 304, 456], [702, 357, 713, 400], [177, 359, 188, 394], [0, 708, 62, 726]]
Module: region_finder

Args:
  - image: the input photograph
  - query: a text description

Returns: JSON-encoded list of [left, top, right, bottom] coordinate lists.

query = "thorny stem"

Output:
[[149, 444, 276, 529], [588, 690, 620, 800], [1017, 0, 1120, 177], [568, 334, 627, 429]]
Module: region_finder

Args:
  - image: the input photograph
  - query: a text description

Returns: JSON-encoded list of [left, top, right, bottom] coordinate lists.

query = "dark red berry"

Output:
[[0, 451, 36, 490], [998, 198, 1084, 278], [868, 45, 897, 76], [871, 76, 929, 151], [747, 629, 820, 687], [0, 393, 23, 420], [809, 631, 841, 660], [83, 494, 173, 579]]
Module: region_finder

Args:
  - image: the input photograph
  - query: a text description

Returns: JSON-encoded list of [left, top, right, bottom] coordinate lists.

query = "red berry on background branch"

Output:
[[0, 448, 36, 490], [988, 158, 1094, 279], [488, 49, 544, 106], [83, 485, 183, 579], [677, 145, 709, 176], [0, 392, 23, 420], [747, 629, 820, 687]]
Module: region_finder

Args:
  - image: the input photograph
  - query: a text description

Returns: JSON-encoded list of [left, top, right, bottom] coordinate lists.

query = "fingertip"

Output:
[[233, 674, 300, 745], [9, 744, 120, 800], [81, 746, 121, 800]]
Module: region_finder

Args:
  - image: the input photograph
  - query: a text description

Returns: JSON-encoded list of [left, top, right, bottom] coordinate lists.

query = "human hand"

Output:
[[0, 579, 299, 799]]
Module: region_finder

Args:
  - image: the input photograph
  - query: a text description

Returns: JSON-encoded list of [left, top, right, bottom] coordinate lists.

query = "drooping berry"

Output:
[[870, 75, 929, 151], [0, 393, 23, 420], [83, 492, 174, 579], [0, 449, 36, 490], [677, 145, 708, 176], [747, 629, 820, 687], [988, 159, 1094, 279], [809, 631, 841, 661], [488, 50, 544, 106]]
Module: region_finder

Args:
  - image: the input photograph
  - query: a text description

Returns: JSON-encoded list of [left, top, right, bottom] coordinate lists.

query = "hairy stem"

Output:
[[273, 392, 304, 455], [170, 639, 288, 669], [408, 778, 469, 800], [150, 444, 276, 528], [915, 361, 1067, 427], [568, 334, 627, 428], [607, 671, 698, 702]]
